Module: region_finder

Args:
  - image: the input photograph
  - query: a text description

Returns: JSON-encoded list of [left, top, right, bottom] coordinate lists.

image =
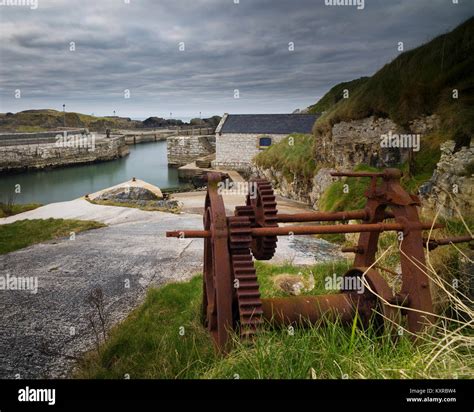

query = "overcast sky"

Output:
[[0, 0, 472, 119]]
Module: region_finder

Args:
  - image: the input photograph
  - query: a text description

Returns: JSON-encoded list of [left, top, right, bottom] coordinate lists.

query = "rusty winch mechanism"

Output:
[[167, 169, 472, 353]]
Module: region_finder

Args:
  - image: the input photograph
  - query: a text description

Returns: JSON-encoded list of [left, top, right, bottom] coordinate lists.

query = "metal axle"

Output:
[[166, 221, 443, 239], [275, 209, 395, 222]]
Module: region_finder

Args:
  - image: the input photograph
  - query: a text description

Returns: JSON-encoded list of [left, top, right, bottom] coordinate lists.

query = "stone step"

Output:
[[195, 153, 216, 168]]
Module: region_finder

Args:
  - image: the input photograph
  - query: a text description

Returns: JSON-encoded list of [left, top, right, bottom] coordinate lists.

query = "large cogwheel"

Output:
[[228, 215, 264, 340], [234, 179, 278, 260]]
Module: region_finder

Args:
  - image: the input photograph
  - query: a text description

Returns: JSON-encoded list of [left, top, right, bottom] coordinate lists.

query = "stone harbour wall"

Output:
[[167, 135, 215, 167], [123, 131, 172, 145], [0, 135, 129, 173], [0, 129, 87, 146]]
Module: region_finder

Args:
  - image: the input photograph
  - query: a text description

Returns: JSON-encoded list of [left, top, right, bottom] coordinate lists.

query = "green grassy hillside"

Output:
[[311, 17, 473, 212], [307, 77, 369, 114], [313, 17, 474, 147]]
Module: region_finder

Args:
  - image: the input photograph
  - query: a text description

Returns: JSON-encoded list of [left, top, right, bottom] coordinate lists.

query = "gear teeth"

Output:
[[228, 215, 263, 341], [247, 180, 279, 260], [233, 179, 278, 260], [228, 178, 279, 340], [234, 205, 256, 226]]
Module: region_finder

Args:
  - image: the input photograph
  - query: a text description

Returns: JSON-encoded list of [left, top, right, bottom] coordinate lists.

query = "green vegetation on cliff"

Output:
[[318, 165, 379, 212], [254, 134, 317, 182], [307, 77, 369, 114]]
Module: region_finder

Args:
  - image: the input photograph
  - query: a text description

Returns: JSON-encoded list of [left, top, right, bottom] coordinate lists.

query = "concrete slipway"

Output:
[[0, 190, 342, 378]]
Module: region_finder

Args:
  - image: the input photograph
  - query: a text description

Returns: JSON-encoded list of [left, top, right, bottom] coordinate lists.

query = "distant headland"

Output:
[[0, 109, 222, 133]]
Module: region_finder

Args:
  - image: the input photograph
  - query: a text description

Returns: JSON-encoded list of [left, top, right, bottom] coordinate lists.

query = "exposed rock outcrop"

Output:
[[252, 115, 462, 214], [96, 186, 162, 202], [309, 168, 337, 208], [252, 114, 473, 219], [313, 115, 440, 169], [420, 140, 474, 218], [252, 164, 337, 209], [88, 179, 184, 212], [252, 165, 313, 203]]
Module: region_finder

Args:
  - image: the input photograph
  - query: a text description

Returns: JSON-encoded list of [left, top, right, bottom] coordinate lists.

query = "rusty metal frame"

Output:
[[167, 168, 473, 352], [201, 172, 233, 352]]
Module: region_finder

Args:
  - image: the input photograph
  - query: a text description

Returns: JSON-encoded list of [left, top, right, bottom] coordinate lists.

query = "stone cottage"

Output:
[[213, 113, 320, 171]]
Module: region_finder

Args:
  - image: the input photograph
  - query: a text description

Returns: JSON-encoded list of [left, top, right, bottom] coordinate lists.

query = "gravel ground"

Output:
[[0, 198, 342, 379]]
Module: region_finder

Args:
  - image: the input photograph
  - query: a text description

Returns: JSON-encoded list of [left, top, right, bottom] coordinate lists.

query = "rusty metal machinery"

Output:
[[167, 169, 472, 353]]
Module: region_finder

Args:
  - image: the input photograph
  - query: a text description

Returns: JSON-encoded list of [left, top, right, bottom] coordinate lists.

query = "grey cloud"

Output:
[[0, 0, 473, 117]]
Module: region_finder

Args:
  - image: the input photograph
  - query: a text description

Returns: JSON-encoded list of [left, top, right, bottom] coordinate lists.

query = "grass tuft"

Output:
[[0, 202, 42, 218], [0, 218, 106, 254]]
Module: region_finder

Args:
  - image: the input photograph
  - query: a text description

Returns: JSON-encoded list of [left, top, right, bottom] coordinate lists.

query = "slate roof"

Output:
[[219, 114, 320, 135]]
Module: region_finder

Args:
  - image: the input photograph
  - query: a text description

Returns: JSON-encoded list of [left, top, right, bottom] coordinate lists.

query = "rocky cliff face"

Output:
[[313, 115, 440, 169], [420, 140, 474, 218], [252, 163, 337, 209], [253, 114, 473, 218], [252, 165, 314, 203]]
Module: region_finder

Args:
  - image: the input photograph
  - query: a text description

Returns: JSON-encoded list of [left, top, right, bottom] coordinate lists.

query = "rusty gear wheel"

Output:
[[235, 179, 278, 260], [228, 215, 264, 340], [202, 173, 234, 353]]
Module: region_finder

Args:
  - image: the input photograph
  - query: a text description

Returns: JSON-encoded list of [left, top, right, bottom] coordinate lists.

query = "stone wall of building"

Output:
[[167, 135, 215, 167], [0, 136, 129, 173], [214, 133, 287, 172]]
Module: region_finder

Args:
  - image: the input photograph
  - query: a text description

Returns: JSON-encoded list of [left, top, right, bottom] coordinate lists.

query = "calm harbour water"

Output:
[[0, 141, 181, 205]]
